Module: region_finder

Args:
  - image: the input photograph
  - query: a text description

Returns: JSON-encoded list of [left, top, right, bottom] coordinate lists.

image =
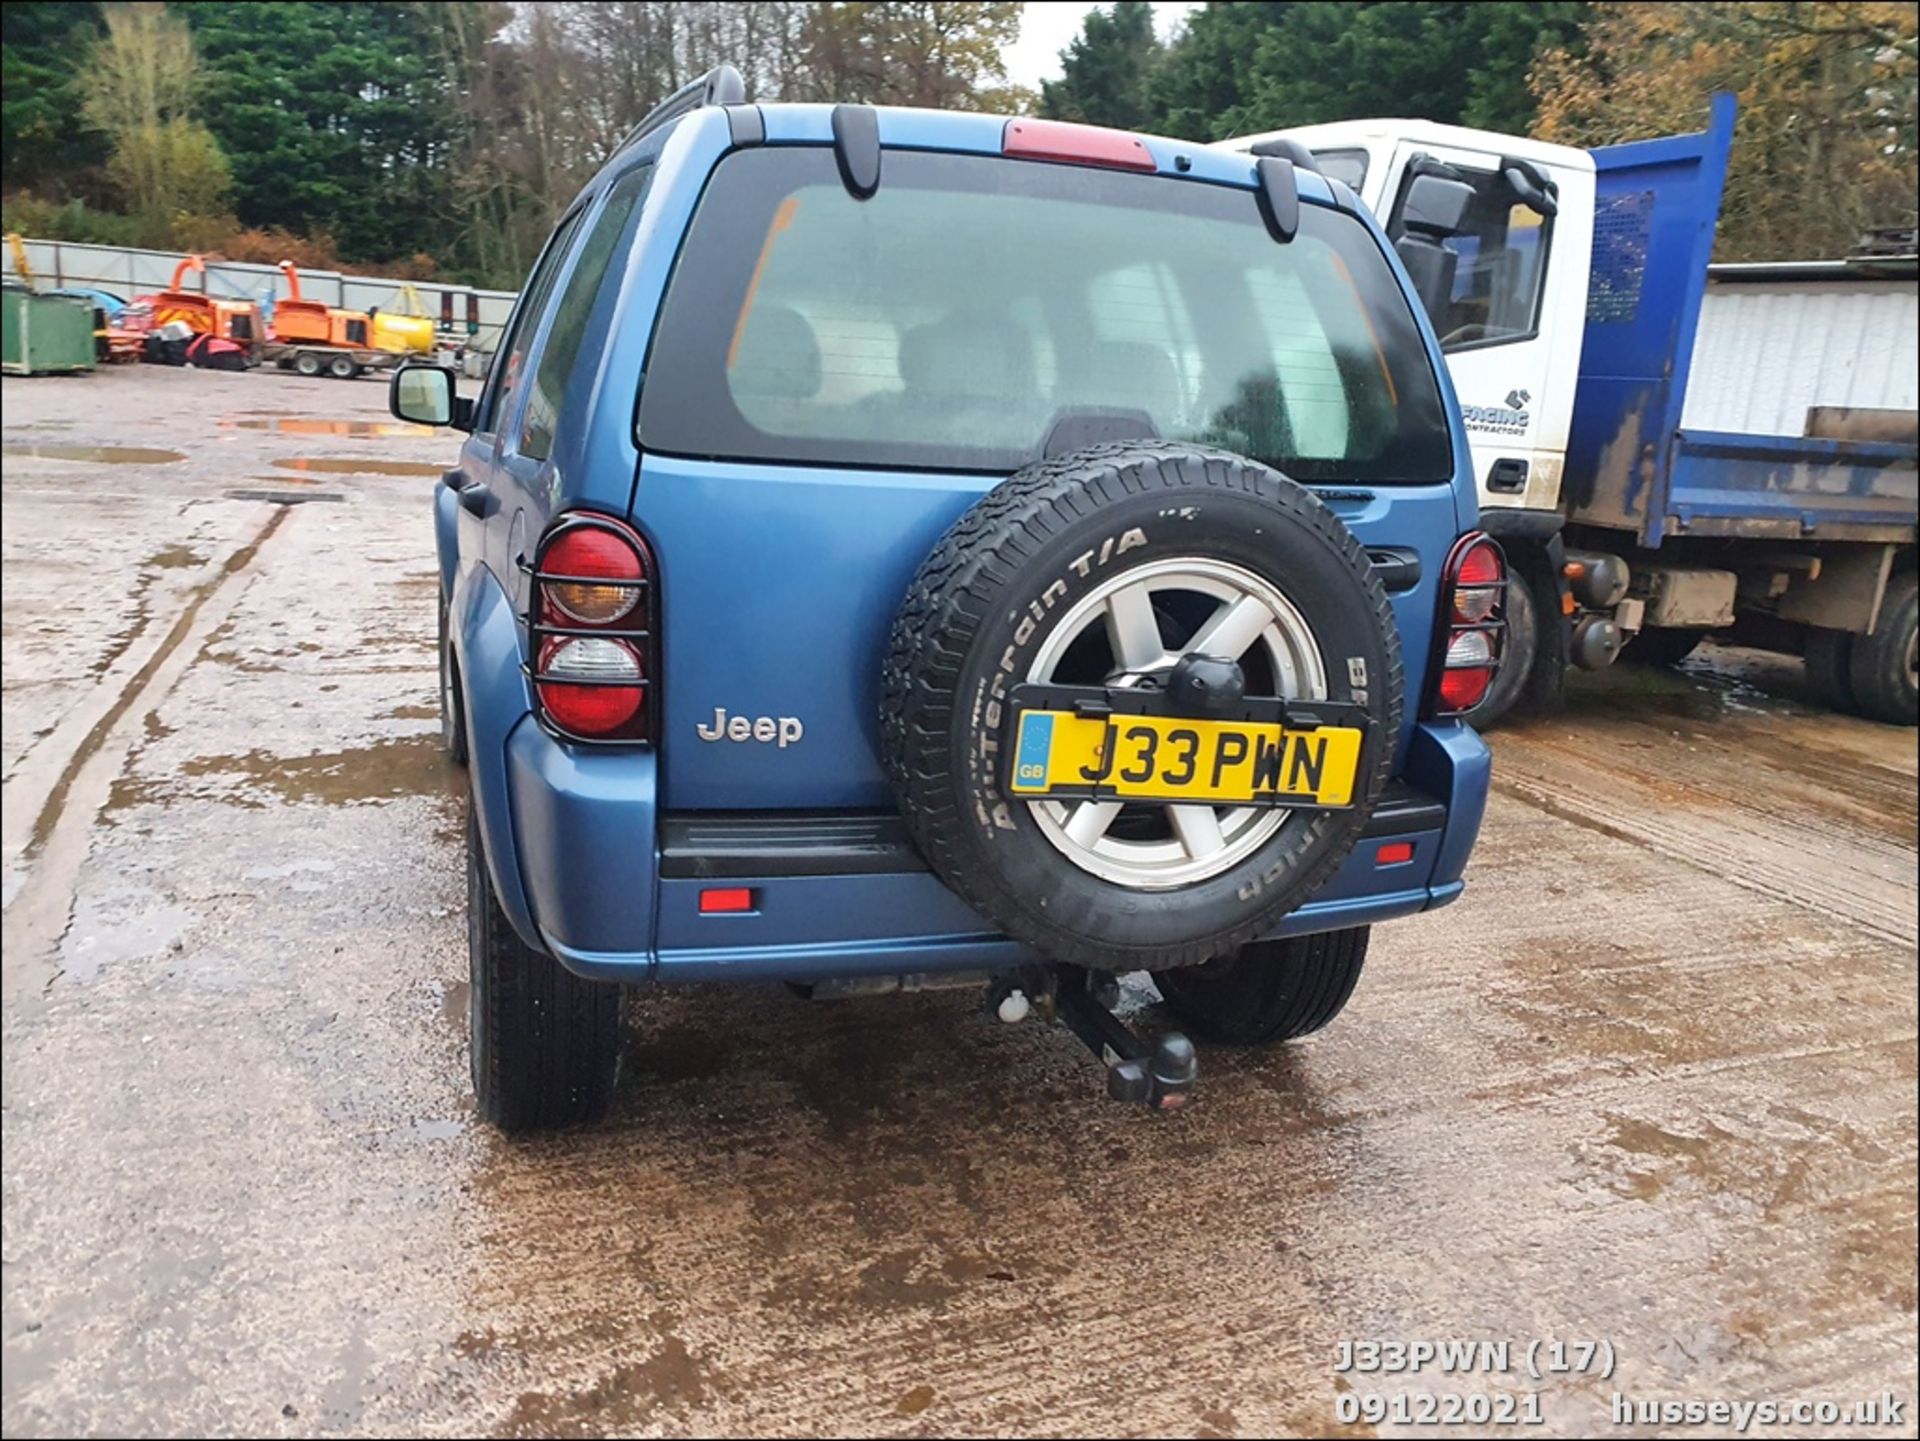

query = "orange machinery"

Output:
[[144, 255, 262, 351], [271, 260, 372, 349]]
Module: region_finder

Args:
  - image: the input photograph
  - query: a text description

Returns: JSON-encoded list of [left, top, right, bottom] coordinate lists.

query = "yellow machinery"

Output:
[[369, 283, 435, 355]]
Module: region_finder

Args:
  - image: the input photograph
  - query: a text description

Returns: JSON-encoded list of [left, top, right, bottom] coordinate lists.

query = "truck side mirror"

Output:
[[1500, 158, 1559, 218], [391, 363, 473, 432], [1399, 173, 1475, 238]]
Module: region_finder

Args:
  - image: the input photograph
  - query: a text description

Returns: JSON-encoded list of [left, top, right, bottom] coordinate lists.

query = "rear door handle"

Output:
[[1487, 458, 1529, 494]]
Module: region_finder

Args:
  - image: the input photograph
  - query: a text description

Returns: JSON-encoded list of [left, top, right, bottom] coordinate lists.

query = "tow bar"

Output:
[[1000, 968, 1198, 1110]]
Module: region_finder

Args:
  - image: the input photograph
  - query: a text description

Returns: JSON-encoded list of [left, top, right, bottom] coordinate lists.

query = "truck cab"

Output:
[[1230, 121, 1595, 531], [1224, 100, 1918, 728]]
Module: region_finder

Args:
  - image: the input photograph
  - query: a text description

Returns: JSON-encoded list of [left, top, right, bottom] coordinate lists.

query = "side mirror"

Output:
[[1500, 159, 1559, 218], [1399, 173, 1475, 238], [391, 363, 473, 432]]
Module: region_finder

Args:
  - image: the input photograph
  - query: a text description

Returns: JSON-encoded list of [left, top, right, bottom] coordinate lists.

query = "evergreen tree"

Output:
[[1039, 1, 1163, 130]]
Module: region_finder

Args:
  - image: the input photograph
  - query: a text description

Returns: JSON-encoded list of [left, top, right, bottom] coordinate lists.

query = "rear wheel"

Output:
[[468, 804, 622, 1132], [1847, 570, 1919, 725], [1153, 927, 1370, 1044], [1630, 626, 1709, 668], [1804, 627, 1859, 714], [327, 353, 359, 380], [882, 443, 1401, 972], [292, 351, 322, 377]]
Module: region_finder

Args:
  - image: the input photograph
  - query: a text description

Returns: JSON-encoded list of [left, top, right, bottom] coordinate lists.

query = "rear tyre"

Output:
[[1846, 571, 1919, 726], [439, 589, 468, 765], [468, 805, 622, 1132], [1153, 927, 1370, 1044], [293, 351, 322, 377], [1630, 626, 1709, 668], [882, 443, 1401, 972], [327, 354, 358, 380], [1803, 627, 1859, 714]]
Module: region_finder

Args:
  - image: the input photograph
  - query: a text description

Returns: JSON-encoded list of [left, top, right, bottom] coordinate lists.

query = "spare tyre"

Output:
[[881, 443, 1402, 972]]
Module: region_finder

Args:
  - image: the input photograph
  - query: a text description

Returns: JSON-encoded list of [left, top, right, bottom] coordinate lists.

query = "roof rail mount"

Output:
[[615, 64, 747, 158]]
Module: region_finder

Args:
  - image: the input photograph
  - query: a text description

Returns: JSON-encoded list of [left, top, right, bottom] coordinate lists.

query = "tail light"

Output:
[[525, 514, 655, 743], [1426, 532, 1506, 717]]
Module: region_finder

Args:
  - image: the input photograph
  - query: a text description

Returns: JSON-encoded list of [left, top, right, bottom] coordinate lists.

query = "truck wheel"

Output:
[[439, 588, 468, 765], [327, 353, 358, 379], [1153, 926, 1369, 1043], [467, 804, 622, 1131], [1846, 571, 1919, 726], [1458, 559, 1539, 729], [1803, 628, 1859, 714], [1630, 626, 1709, 668], [883, 443, 1401, 973], [293, 352, 322, 377]]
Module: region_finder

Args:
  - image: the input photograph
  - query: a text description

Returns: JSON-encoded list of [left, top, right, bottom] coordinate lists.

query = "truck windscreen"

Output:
[[640, 147, 1452, 483]]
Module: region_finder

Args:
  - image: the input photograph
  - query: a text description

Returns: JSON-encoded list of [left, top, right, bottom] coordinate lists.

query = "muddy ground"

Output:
[[2, 365, 1914, 1438]]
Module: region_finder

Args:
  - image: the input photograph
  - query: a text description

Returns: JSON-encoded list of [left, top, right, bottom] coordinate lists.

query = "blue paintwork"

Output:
[[1666, 430, 1919, 540], [511, 717, 1487, 983], [1565, 93, 1917, 546], [439, 98, 1494, 978]]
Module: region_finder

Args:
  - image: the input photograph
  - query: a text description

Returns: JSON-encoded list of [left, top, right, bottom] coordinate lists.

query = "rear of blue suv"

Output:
[[394, 68, 1500, 1132]]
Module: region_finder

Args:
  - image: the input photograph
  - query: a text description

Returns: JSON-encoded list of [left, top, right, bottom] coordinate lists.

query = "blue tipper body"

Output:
[[1565, 93, 1918, 547], [441, 101, 1495, 984]]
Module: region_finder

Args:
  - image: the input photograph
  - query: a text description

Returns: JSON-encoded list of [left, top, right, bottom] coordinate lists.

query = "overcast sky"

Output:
[[1002, 2, 1203, 91]]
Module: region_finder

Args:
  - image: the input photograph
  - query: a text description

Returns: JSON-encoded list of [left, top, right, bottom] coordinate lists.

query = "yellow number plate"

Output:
[[1007, 710, 1363, 806]]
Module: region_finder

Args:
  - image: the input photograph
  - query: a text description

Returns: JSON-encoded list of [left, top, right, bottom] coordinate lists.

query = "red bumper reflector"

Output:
[[1002, 118, 1157, 171], [1376, 841, 1415, 867], [699, 887, 754, 915]]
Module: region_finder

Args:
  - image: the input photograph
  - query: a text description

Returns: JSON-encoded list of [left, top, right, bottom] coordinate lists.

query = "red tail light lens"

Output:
[[527, 515, 654, 743], [542, 528, 643, 624], [1428, 532, 1506, 718]]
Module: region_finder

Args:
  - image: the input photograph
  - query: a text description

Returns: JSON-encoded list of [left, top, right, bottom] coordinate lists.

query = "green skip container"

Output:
[[1, 285, 97, 375]]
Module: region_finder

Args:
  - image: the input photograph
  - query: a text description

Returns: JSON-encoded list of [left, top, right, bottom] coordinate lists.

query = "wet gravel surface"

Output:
[[3, 366, 1915, 1437]]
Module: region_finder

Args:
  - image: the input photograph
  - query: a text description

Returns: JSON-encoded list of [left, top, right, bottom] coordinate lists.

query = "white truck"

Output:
[[1224, 95, 1919, 725]]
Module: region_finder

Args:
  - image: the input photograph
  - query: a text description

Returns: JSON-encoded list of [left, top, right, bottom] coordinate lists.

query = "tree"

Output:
[[1149, 1, 1294, 140], [180, 2, 456, 266], [1533, 2, 1919, 260], [1040, 1, 1162, 129], [2, 2, 110, 199], [801, 2, 1028, 110], [80, 3, 231, 230]]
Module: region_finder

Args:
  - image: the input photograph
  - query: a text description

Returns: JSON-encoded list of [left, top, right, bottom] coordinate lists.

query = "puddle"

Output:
[[3, 444, 186, 465], [439, 979, 471, 1031], [107, 734, 458, 812], [225, 488, 346, 505], [223, 418, 436, 438], [148, 545, 206, 570], [273, 457, 445, 477], [58, 886, 196, 984]]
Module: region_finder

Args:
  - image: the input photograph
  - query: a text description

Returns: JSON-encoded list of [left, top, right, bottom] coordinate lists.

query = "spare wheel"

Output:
[[881, 443, 1402, 971]]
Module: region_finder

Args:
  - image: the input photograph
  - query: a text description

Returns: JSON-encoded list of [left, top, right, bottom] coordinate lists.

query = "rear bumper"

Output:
[[499, 719, 1492, 984]]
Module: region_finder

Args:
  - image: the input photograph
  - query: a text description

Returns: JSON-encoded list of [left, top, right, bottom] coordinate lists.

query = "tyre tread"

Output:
[[881, 443, 1402, 971]]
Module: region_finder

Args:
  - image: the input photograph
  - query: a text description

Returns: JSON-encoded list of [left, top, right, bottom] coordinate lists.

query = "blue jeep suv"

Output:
[[392, 67, 1501, 1131]]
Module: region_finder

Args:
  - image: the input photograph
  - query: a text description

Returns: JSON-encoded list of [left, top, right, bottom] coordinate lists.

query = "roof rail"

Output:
[[613, 64, 747, 159]]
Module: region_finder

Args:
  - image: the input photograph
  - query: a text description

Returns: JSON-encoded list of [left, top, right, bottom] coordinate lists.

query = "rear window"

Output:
[[640, 148, 1451, 483]]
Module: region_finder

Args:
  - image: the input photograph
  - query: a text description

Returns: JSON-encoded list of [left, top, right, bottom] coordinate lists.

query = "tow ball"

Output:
[[996, 968, 1199, 1110]]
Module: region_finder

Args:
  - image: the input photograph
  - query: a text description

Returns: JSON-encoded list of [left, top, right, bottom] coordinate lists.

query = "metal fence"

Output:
[[3, 237, 519, 353]]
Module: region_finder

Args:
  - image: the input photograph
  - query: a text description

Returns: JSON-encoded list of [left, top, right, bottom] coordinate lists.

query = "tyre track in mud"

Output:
[[1486, 675, 1919, 948], [0, 505, 291, 1003]]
